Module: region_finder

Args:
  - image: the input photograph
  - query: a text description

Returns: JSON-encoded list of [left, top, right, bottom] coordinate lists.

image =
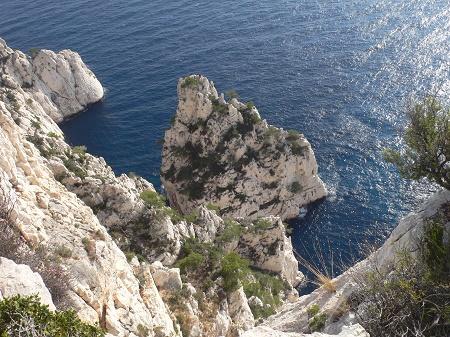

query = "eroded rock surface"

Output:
[[161, 75, 327, 221]]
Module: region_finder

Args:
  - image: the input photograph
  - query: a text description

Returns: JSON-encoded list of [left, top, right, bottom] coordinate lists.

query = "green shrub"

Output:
[[72, 145, 87, 155], [291, 142, 306, 155], [177, 252, 206, 274], [215, 219, 245, 244], [0, 295, 105, 336], [220, 252, 250, 292], [181, 76, 199, 89], [47, 132, 60, 139], [287, 129, 300, 141], [243, 270, 288, 319], [353, 218, 450, 337], [140, 190, 166, 208], [306, 304, 320, 318], [225, 90, 239, 101], [309, 312, 327, 332], [248, 218, 271, 234], [264, 126, 281, 142], [206, 203, 221, 216], [290, 181, 303, 194], [28, 48, 40, 57], [383, 96, 450, 190]]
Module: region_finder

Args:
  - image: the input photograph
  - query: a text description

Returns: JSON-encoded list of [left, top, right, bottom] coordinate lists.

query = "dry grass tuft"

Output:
[[295, 239, 336, 292]]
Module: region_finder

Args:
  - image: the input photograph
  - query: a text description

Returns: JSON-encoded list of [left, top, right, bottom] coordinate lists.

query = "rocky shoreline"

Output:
[[1, 38, 448, 337], [0, 38, 304, 336]]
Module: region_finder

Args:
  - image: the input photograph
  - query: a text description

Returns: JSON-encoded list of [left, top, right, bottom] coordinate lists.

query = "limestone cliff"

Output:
[[161, 75, 327, 221], [0, 38, 178, 336], [0, 38, 307, 337]]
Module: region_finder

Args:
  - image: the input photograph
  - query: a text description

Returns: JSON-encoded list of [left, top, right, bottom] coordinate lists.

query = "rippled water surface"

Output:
[[2, 0, 449, 291]]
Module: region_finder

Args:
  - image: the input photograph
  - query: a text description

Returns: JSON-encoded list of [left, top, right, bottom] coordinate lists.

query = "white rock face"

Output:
[[227, 287, 255, 334], [236, 216, 304, 287], [0, 38, 178, 337], [161, 75, 327, 221], [241, 324, 369, 337], [0, 257, 56, 311], [150, 261, 183, 291], [0, 37, 103, 123]]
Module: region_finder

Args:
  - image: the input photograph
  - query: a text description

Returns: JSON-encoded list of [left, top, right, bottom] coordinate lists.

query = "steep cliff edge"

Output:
[[0, 39, 308, 337], [0, 38, 179, 336], [243, 189, 450, 337], [161, 75, 327, 220]]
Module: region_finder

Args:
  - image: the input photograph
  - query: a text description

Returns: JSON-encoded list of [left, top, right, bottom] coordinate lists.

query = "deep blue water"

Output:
[[2, 0, 449, 291]]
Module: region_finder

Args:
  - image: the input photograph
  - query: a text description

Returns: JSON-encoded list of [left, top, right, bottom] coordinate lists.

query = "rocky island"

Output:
[[161, 75, 327, 220], [1, 37, 449, 337]]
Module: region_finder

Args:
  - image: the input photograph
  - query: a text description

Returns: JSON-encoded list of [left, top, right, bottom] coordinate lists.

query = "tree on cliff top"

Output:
[[384, 96, 450, 190]]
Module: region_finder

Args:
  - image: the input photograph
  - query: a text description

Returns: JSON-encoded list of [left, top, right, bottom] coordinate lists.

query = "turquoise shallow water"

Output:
[[1, 0, 448, 291]]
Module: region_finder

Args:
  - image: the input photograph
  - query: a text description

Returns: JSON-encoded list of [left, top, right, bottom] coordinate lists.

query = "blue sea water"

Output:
[[2, 0, 449, 291]]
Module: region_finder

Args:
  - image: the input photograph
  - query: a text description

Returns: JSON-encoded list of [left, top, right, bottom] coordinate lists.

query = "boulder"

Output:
[[0, 257, 55, 310]]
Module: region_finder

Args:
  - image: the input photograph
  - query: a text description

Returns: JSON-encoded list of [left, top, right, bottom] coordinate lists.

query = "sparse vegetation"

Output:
[[28, 47, 40, 57], [205, 203, 221, 216], [352, 218, 450, 336], [295, 240, 336, 292], [81, 237, 96, 259], [291, 141, 306, 156], [287, 129, 300, 141], [0, 184, 71, 309], [225, 90, 239, 101]]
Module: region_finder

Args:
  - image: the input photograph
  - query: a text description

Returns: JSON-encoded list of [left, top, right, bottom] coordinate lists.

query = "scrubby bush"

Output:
[[384, 96, 450, 190], [290, 181, 303, 194], [0, 295, 105, 336], [181, 76, 199, 89], [205, 203, 221, 216], [140, 190, 166, 208], [176, 252, 206, 274], [220, 252, 250, 292], [287, 129, 300, 141], [352, 218, 450, 337]]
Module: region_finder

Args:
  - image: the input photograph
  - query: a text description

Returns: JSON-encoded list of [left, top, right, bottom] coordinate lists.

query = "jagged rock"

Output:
[[161, 74, 327, 221], [150, 261, 183, 291], [227, 287, 255, 333], [0, 38, 178, 337], [236, 216, 304, 287], [0, 37, 103, 123], [214, 299, 233, 337], [0, 257, 56, 311]]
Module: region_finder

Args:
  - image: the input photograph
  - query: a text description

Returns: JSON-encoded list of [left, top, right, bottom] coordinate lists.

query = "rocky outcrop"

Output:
[[243, 189, 450, 337], [0, 39, 178, 336], [161, 75, 327, 221], [0, 37, 104, 123], [0, 257, 56, 311], [0, 39, 309, 337], [241, 324, 369, 337]]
